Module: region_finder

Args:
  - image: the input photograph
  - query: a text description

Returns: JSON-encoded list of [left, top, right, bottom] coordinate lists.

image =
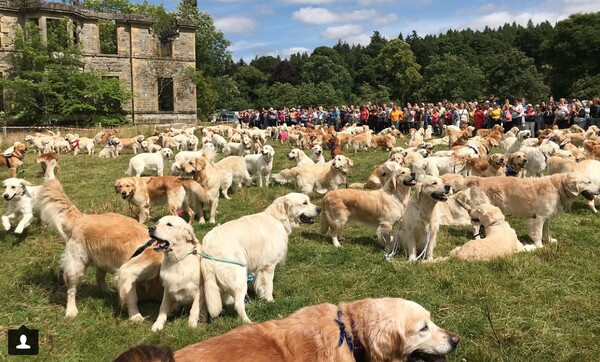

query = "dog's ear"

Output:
[[563, 174, 580, 197], [414, 183, 423, 202], [20, 179, 32, 188], [364, 312, 405, 361], [346, 157, 354, 167], [185, 225, 199, 246], [114, 180, 120, 193]]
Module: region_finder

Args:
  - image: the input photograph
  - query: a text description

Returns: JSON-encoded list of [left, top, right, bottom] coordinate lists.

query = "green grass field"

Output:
[[1, 128, 599, 361]]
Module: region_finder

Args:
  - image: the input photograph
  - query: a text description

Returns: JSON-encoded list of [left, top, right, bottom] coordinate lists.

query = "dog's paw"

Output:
[[151, 323, 164, 332], [242, 317, 252, 324], [14, 227, 24, 234], [129, 313, 145, 323], [65, 308, 78, 319], [2, 221, 11, 231], [188, 320, 198, 328], [523, 244, 537, 252], [550, 238, 558, 243]]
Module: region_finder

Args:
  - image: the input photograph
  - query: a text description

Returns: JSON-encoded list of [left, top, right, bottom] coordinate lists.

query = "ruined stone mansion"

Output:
[[0, 1, 197, 124]]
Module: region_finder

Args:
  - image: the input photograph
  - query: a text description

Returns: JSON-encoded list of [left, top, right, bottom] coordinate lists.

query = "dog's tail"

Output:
[[35, 179, 83, 241], [125, 162, 134, 176], [204, 271, 223, 319], [272, 167, 298, 184]]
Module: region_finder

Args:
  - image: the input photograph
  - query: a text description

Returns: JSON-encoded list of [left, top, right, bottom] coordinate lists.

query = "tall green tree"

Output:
[[377, 39, 422, 102], [542, 12, 600, 97], [300, 55, 353, 97], [481, 48, 549, 102], [419, 54, 485, 102]]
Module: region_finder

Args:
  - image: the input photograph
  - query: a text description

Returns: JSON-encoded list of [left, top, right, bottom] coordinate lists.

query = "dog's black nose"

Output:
[[449, 333, 460, 348], [444, 185, 451, 193], [410, 172, 416, 178], [3, 194, 9, 200], [316, 207, 321, 214], [148, 226, 156, 232]]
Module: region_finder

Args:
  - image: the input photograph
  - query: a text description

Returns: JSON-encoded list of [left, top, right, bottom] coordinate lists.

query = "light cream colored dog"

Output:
[[202, 193, 321, 323], [174, 298, 459, 362], [462, 173, 600, 248], [348, 160, 402, 189], [274, 155, 353, 195], [2, 178, 41, 234], [125, 148, 173, 177], [548, 159, 600, 213], [395, 176, 450, 261], [150, 216, 207, 332], [443, 204, 533, 261], [287, 148, 314, 167], [321, 168, 416, 248]]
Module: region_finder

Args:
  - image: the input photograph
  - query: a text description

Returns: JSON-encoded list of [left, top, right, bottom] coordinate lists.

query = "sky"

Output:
[[140, 0, 600, 62]]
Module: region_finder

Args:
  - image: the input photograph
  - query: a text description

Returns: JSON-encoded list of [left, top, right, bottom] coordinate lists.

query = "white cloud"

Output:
[[343, 33, 372, 46], [229, 40, 271, 52], [380, 13, 399, 24], [292, 7, 337, 24], [214, 16, 257, 34], [357, 0, 394, 5], [281, 47, 311, 58], [321, 24, 363, 40], [345, 9, 379, 21]]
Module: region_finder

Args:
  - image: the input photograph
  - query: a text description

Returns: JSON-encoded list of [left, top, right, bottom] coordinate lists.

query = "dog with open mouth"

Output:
[[310, 144, 325, 164], [395, 176, 450, 261], [149, 215, 207, 332], [173, 297, 459, 362], [2, 178, 41, 234], [202, 192, 320, 323], [321, 168, 416, 248]]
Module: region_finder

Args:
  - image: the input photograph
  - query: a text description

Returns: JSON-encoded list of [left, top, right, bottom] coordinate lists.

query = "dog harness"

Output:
[[335, 308, 365, 361], [466, 145, 479, 155], [4, 154, 11, 168]]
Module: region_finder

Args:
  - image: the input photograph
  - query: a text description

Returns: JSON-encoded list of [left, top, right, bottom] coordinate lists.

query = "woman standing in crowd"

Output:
[[523, 103, 535, 134], [534, 104, 544, 135], [390, 105, 403, 131], [473, 104, 485, 130]]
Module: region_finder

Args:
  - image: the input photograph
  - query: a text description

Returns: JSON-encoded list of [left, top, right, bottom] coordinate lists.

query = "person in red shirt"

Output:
[[473, 104, 485, 130], [360, 106, 369, 126]]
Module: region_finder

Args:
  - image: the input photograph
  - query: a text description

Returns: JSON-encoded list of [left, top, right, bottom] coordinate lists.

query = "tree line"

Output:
[[2, 0, 599, 124]]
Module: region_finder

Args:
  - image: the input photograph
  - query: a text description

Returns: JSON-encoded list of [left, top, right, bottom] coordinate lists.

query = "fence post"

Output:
[[2, 126, 6, 140]]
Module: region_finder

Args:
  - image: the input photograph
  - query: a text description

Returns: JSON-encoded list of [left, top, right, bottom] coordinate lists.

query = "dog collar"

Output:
[[334, 308, 365, 361], [466, 145, 479, 155], [129, 239, 155, 259], [505, 164, 517, 177]]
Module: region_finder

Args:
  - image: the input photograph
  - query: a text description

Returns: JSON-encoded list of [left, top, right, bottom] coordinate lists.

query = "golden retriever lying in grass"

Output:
[[202, 193, 320, 323], [462, 173, 600, 248], [441, 204, 534, 262], [174, 298, 460, 362], [321, 168, 416, 248], [34, 179, 163, 320], [149, 216, 206, 332]]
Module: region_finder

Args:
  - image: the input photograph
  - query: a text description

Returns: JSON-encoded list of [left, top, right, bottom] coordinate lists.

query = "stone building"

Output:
[[0, 0, 197, 124]]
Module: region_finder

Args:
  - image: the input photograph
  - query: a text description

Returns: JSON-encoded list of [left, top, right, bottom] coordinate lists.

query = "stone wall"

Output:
[[0, 1, 197, 124]]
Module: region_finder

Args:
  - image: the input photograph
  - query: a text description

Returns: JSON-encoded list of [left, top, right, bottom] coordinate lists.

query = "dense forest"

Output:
[[2, 0, 600, 123]]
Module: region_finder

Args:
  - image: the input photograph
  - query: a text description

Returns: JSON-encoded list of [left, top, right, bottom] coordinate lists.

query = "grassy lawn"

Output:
[[1, 127, 599, 361]]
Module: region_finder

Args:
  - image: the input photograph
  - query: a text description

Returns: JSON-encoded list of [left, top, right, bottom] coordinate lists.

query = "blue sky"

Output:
[[141, 0, 600, 61]]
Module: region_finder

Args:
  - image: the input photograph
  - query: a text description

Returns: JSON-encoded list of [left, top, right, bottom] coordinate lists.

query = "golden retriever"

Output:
[[1, 142, 26, 178], [505, 152, 527, 177], [443, 204, 533, 261], [287, 148, 314, 167], [468, 153, 506, 177], [114, 176, 207, 224], [349, 159, 402, 190], [149, 216, 206, 332], [36, 152, 59, 180], [174, 297, 460, 362], [202, 193, 320, 323], [34, 179, 163, 320], [396, 176, 450, 261], [548, 159, 600, 213], [462, 173, 600, 248], [274, 155, 353, 195], [321, 168, 416, 248]]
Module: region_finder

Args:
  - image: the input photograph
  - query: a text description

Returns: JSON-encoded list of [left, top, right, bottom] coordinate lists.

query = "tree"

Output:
[[270, 60, 300, 85], [1, 21, 131, 125], [249, 56, 280, 79], [233, 65, 267, 104], [571, 74, 600, 100], [481, 47, 549, 102], [255, 82, 298, 109], [377, 39, 422, 102], [193, 70, 218, 120], [419, 54, 485, 102], [300, 55, 353, 97], [354, 82, 390, 105], [543, 12, 600, 97]]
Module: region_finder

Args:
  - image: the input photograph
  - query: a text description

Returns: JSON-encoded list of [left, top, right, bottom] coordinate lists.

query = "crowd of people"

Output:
[[234, 97, 600, 136]]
